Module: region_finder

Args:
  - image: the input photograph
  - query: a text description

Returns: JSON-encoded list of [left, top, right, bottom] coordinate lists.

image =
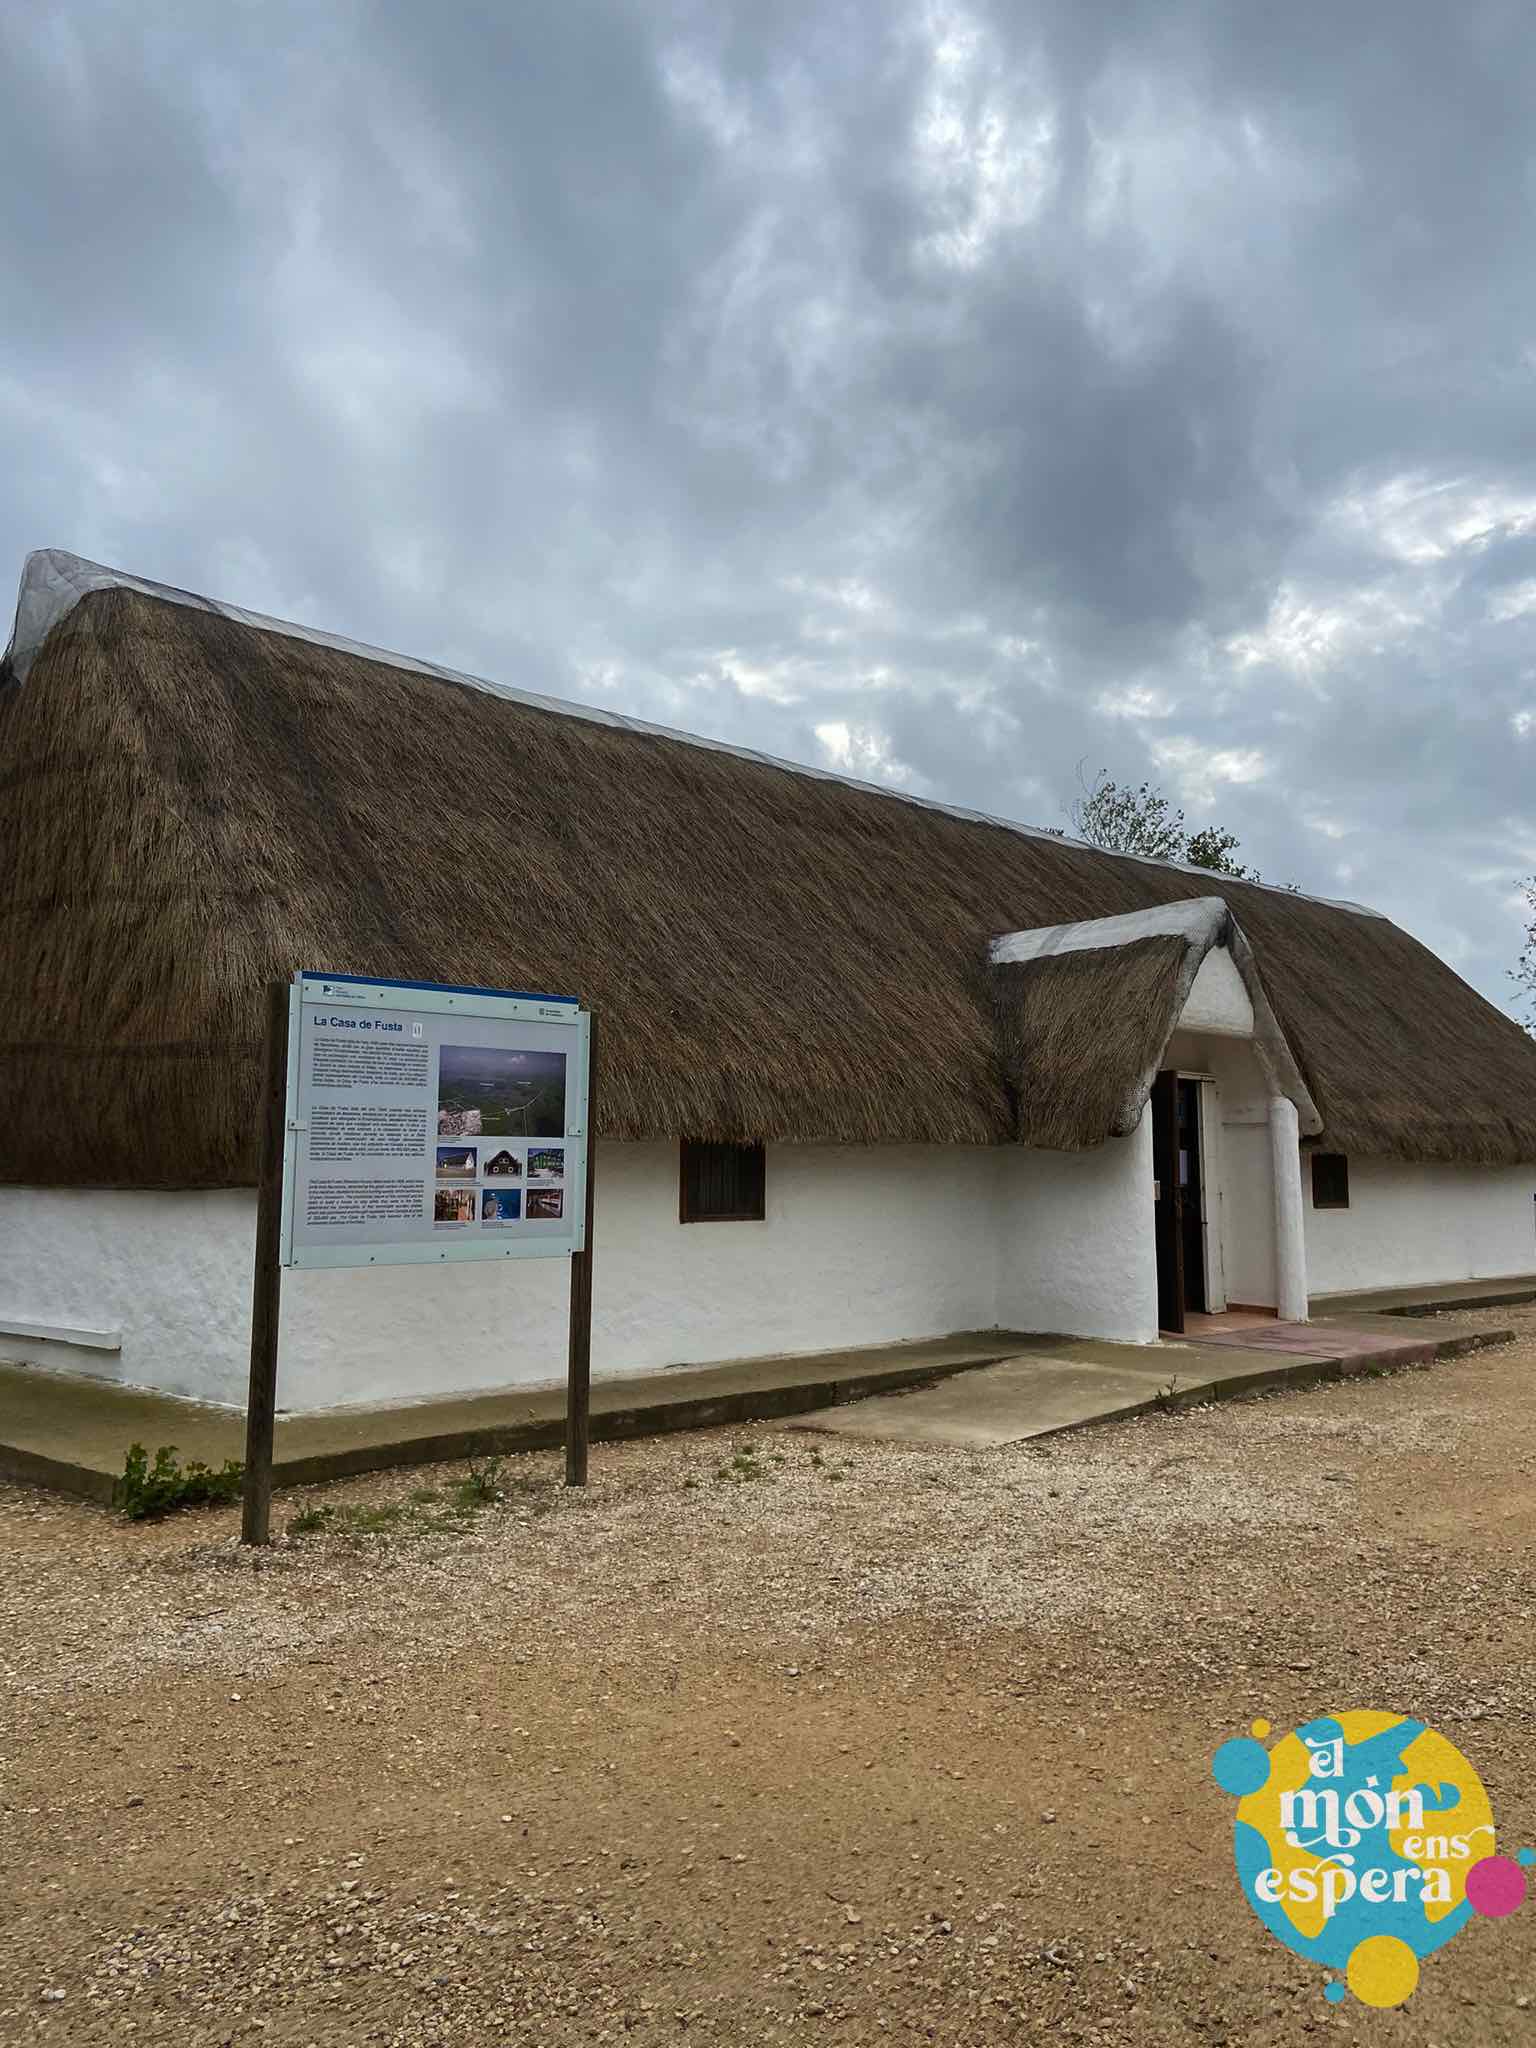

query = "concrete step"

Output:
[[1308, 1275, 1536, 1318], [782, 1320, 1513, 1450]]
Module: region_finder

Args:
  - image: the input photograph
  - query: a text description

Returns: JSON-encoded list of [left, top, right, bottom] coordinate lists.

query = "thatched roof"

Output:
[[4, 549, 1536, 1188], [990, 899, 1321, 1149]]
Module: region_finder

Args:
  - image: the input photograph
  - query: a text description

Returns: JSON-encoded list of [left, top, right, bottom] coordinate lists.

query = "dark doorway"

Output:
[[1151, 1072, 1206, 1332]]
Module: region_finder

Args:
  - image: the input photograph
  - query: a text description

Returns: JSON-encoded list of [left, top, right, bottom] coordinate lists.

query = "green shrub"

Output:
[[115, 1442, 244, 1521]]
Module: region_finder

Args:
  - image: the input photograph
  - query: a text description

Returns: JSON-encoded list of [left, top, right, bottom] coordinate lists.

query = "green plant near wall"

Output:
[[115, 1442, 245, 1520]]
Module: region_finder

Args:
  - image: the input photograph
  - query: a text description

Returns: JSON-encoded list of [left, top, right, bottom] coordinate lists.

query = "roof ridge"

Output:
[[989, 898, 1230, 963], [5, 546, 1384, 920]]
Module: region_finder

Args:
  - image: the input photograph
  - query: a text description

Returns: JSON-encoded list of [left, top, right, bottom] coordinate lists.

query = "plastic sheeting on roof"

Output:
[[989, 898, 1230, 966]]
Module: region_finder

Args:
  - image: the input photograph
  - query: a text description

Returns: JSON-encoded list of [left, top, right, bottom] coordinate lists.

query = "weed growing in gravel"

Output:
[[453, 1453, 506, 1508], [345, 1502, 413, 1534], [284, 1455, 556, 1544], [708, 1442, 850, 1485], [115, 1443, 245, 1521], [1153, 1376, 1183, 1414], [287, 1497, 465, 1543], [716, 1441, 771, 1483]]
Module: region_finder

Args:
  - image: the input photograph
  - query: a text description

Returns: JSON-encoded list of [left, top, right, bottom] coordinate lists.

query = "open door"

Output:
[[1152, 1072, 1207, 1332], [1150, 1072, 1184, 1333], [1177, 1077, 1207, 1315]]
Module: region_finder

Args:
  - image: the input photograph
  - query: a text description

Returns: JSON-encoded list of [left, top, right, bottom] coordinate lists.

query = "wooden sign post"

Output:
[[241, 980, 291, 1545], [565, 1012, 598, 1487]]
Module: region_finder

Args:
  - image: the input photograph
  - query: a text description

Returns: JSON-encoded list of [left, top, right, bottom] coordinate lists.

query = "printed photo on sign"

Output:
[[437, 1045, 566, 1137], [526, 1188, 563, 1220], [435, 1144, 478, 1181], [433, 1187, 477, 1226], [526, 1144, 565, 1183], [481, 1188, 522, 1225], [482, 1147, 522, 1179]]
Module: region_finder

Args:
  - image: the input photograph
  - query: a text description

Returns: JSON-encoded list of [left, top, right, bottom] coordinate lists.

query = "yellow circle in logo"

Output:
[[1346, 1935, 1420, 2009]]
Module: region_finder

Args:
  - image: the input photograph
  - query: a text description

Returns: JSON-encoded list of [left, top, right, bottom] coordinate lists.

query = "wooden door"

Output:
[[1150, 1071, 1184, 1333], [1177, 1077, 1207, 1315]]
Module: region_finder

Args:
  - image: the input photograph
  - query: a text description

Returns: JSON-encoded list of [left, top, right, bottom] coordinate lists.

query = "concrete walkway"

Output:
[[2, 1293, 1518, 1505], [0, 1331, 1032, 1506], [783, 1313, 1506, 1450], [1308, 1273, 1536, 1318]]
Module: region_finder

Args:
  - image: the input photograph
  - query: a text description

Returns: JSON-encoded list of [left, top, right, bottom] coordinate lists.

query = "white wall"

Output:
[[17, 1132, 1523, 1410], [1217, 1126, 1278, 1306], [0, 1142, 1008, 1411], [1179, 948, 1255, 1037], [996, 1111, 1159, 1343], [1305, 1159, 1536, 1297], [0, 1188, 257, 1400]]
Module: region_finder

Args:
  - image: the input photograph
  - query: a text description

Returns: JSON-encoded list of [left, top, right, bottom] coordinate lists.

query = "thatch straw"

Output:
[[992, 939, 1190, 1148], [3, 582, 1536, 1187], [990, 901, 1323, 1149]]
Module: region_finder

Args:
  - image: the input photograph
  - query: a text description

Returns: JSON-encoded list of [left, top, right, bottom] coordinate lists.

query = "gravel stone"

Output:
[[3, 1303, 1535, 2044]]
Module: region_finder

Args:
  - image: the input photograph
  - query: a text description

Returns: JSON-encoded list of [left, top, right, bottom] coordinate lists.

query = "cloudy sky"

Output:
[[4, 2, 1534, 1014]]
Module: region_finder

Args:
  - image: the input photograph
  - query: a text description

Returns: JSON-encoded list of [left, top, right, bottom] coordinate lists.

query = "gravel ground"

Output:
[[4, 1305, 1536, 2045]]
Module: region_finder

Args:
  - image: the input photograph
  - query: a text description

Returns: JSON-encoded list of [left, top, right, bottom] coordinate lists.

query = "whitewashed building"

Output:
[[2, 550, 1534, 1411]]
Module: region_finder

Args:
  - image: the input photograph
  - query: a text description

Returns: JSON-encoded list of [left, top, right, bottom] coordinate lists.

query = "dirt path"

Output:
[[5, 1307, 1536, 2044]]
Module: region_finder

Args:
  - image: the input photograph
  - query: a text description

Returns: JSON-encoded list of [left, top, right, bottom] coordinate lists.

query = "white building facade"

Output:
[[4, 939, 1530, 1412]]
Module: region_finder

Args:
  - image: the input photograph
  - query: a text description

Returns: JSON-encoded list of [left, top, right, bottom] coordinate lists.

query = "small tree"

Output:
[[1516, 876, 1536, 1033], [1068, 769, 1187, 860], [1067, 767, 1256, 877], [1184, 825, 1253, 879]]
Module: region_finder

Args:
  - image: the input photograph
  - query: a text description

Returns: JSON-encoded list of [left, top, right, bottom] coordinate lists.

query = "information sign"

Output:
[[280, 972, 590, 1269]]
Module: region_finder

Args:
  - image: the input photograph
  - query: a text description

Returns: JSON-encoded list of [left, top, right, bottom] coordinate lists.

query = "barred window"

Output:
[[680, 1141, 766, 1223]]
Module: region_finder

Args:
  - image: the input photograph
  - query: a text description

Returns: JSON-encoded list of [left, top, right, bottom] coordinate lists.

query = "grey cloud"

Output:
[[2, 0, 1534, 1013]]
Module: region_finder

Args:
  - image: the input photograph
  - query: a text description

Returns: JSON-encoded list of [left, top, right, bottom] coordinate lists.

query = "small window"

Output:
[[680, 1140, 766, 1223], [1311, 1153, 1350, 1210]]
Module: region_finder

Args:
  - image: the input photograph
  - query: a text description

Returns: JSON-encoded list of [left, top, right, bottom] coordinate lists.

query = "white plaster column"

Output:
[[1269, 1096, 1308, 1321]]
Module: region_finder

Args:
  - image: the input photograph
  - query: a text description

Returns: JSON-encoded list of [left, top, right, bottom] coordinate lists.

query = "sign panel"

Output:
[[281, 972, 589, 1270]]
